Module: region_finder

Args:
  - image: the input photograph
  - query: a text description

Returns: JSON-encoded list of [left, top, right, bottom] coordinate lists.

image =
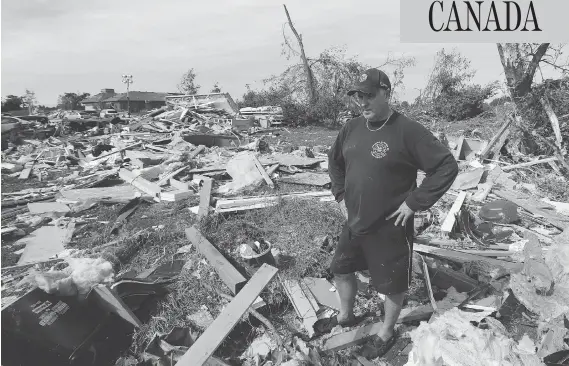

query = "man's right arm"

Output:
[[328, 125, 347, 204]]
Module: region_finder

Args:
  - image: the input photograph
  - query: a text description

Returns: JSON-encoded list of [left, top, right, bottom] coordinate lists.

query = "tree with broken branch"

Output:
[[496, 44, 569, 172], [497, 43, 569, 100], [282, 4, 317, 106]]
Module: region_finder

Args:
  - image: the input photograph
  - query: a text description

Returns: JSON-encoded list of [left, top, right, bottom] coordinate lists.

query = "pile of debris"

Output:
[[2, 105, 568, 366]]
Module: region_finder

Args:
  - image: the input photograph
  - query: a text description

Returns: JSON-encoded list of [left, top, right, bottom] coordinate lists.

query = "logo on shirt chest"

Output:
[[371, 141, 389, 159]]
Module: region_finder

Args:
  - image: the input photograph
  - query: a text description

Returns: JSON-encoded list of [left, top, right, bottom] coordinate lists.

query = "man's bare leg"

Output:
[[377, 292, 405, 340], [335, 272, 357, 323]]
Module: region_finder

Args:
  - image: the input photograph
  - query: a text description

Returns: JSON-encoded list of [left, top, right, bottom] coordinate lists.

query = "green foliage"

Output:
[[57, 92, 90, 110], [433, 83, 497, 121], [417, 48, 498, 121], [1, 95, 23, 112], [210, 82, 221, 93], [237, 47, 412, 126], [177, 68, 200, 95]]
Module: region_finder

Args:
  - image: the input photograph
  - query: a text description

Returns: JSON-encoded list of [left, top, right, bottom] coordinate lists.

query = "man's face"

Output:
[[354, 89, 389, 121]]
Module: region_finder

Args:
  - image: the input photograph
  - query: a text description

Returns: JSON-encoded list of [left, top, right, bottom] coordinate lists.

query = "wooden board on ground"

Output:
[[494, 189, 569, 229], [175, 264, 278, 366], [119, 168, 162, 200], [480, 116, 513, 161], [259, 153, 324, 167], [302, 277, 340, 311], [322, 305, 434, 353], [252, 155, 274, 188], [16, 225, 70, 265], [280, 172, 331, 187], [215, 191, 334, 213], [185, 226, 247, 295], [281, 279, 318, 337], [27, 202, 70, 214], [414, 243, 522, 272], [58, 185, 139, 203], [198, 177, 213, 219], [18, 167, 33, 180], [426, 262, 479, 293], [440, 191, 468, 234], [91, 285, 142, 328]]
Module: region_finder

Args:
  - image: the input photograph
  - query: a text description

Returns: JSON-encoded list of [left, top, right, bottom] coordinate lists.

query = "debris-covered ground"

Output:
[[2, 96, 569, 366]]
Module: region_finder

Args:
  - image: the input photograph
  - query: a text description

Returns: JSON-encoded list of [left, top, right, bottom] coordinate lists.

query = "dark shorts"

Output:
[[330, 218, 414, 295]]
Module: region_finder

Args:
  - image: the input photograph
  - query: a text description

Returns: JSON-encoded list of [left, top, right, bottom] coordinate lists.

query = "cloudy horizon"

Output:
[[1, 0, 565, 107]]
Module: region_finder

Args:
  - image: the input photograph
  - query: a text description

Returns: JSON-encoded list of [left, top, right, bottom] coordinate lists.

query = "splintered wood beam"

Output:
[[541, 97, 562, 149], [252, 155, 274, 188], [480, 116, 512, 160], [185, 226, 246, 295], [502, 157, 558, 171], [118, 168, 161, 200], [414, 243, 522, 271], [440, 191, 467, 234], [175, 264, 278, 366], [198, 177, 213, 219], [281, 278, 318, 337]]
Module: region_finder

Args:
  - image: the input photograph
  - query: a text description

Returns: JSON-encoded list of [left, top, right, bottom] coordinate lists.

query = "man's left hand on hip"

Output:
[[386, 201, 414, 226]]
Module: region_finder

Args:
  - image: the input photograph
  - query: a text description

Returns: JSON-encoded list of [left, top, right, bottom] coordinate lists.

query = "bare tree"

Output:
[[283, 4, 317, 106]]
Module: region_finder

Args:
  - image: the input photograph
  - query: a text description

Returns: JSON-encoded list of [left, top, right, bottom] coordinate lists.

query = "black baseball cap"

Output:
[[347, 68, 391, 96]]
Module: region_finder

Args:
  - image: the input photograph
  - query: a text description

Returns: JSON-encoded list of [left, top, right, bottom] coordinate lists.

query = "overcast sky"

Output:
[[1, 0, 564, 106]]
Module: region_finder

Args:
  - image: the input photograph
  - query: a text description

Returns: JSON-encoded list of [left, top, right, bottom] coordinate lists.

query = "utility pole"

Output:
[[121, 74, 133, 117]]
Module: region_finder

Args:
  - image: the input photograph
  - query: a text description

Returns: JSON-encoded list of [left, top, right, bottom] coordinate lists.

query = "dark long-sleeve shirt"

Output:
[[328, 111, 459, 235]]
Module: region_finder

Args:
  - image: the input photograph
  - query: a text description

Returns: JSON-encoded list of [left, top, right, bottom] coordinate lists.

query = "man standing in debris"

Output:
[[321, 68, 458, 357]]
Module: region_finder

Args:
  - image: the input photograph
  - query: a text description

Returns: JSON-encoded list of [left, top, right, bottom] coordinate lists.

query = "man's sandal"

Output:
[[312, 313, 370, 336], [358, 332, 397, 359]]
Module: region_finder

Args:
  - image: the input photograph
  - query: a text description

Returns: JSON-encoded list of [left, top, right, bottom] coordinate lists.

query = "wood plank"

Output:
[[251, 155, 274, 188], [494, 189, 569, 229], [58, 185, 139, 203], [414, 243, 522, 271], [419, 254, 438, 313], [457, 249, 515, 257], [215, 191, 334, 212], [502, 157, 558, 171], [119, 168, 162, 200], [322, 321, 384, 352], [157, 166, 188, 186], [440, 191, 467, 234], [27, 202, 70, 214], [185, 226, 247, 295], [281, 279, 318, 337], [198, 177, 213, 219], [92, 141, 143, 161], [175, 264, 278, 366], [161, 190, 194, 202], [480, 116, 512, 160], [302, 277, 340, 311], [541, 97, 562, 149], [280, 172, 331, 187], [170, 178, 189, 191], [18, 167, 33, 180], [322, 304, 435, 353], [92, 285, 142, 328], [453, 135, 465, 160], [426, 262, 479, 293]]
